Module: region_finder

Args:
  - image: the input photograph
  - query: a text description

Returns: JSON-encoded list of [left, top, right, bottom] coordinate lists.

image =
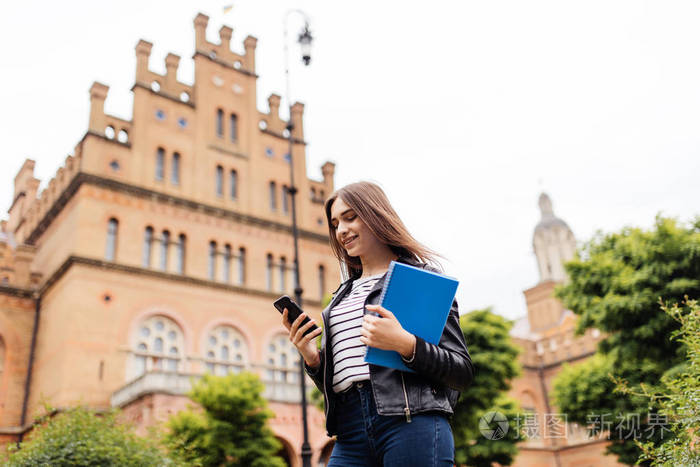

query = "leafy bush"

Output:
[[164, 372, 285, 467], [4, 406, 170, 466]]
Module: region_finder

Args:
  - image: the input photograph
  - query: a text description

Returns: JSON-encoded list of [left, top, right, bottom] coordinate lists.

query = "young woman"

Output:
[[282, 181, 473, 466]]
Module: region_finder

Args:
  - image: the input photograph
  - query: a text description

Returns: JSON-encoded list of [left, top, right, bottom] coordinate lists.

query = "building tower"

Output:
[[507, 194, 620, 467], [533, 193, 576, 284], [0, 13, 338, 466]]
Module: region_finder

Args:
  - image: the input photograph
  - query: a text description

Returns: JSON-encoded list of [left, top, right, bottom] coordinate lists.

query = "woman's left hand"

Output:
[[361, 304, 416, 359]]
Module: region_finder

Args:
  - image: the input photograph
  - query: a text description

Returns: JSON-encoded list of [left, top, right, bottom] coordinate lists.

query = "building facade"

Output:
[[508, 194, 624, 467], [0, 13, 338, 466]]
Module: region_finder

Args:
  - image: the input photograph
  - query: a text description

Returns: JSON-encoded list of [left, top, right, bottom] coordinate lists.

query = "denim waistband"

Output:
[[335, 381, 370, 404]]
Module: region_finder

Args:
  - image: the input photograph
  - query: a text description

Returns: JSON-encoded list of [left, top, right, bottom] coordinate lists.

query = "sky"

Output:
[[1, 1, 699, 320]]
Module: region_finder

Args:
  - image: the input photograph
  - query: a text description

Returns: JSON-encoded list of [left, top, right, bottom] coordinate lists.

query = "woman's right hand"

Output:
[[282, 308, 322, 370]]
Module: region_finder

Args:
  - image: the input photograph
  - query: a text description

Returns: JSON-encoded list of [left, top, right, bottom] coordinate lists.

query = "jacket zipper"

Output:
[[322, 309, 330, 422], [400, 373, 412, 423]]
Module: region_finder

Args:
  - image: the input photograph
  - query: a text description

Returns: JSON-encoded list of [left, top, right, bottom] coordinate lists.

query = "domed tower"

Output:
[[522, 193, 577, 331], [533, 193, 576, 283]]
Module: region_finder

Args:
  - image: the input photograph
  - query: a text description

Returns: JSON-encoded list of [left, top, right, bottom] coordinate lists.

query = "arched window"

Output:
[[216, 165, 224, 197], [229, 170, 238, 200], [237, 247, 246, 285], [142, 226, 154, 267], [204, 325, 248, 375], [265, 333, 300, 383], [319, 265, 326, 301], [176, 234, 186, 274], [216, 108, 224, 138], [279, 257, 287, 293], [223, 244, 232, 283], [105, 218, 118, 261], [230, 114, 238, 142], [269, 182, 277, 211], [172, 152, 180, 185], [130, 315, 185, 378], [208, 241, 218, 280], [266, 253, 274, 291], [160, 230, 170, 271], [155, 147, 165, 181], [281, 185, 289, 214]]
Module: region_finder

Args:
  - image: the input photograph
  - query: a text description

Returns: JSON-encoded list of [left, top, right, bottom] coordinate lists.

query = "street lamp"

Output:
[[283, 9, 314, 467]]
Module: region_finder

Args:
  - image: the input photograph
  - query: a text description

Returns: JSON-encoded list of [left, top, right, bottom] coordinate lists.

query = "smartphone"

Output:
[[273, 295, 320, 337]]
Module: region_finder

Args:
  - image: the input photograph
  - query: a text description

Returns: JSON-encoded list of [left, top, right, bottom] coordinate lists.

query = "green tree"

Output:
[[164, 372, 285, 467], [4, 406, 170, 466], [452, 308, 522, 467], [552, 217, 700, 464], [615, 298, 700, 466]]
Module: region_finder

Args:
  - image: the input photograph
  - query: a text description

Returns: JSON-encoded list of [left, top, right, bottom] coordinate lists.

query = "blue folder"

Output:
[[364, 261, 459, 372]]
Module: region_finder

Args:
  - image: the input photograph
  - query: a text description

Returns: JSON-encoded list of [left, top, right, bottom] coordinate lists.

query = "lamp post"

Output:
[[284, 9, 314, 467]]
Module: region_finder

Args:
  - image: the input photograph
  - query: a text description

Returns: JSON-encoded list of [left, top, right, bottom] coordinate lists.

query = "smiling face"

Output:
[[329, 197, 385, 260]]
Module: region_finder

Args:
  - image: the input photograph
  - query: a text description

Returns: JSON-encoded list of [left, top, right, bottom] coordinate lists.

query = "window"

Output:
[[237, 247, 246, 285], [216, 166, 223, 197], [105, 218, 118, 261], [230, 114, 238, 142], [172, 152, 180, 185], [216, 108, 224, 138], [117, 129, 128, 143], [282, 185, 289, 214], [142, 226, 154, 267], [266, 254, 273, 291], [269, 182, 277, 211], [204, 325, 248, 375], [160, 230, 170, 271], [319, 265, 326, 301], [265, 333, 300, 383], [176, 234, 186, 274], [223, 244, 232, 283], [311, 187, 316, 200], [130, 315, 184, 378], [279, 257, 287, 293], [155, 147, 165, 181], [209, 241, 217, 280], [229, 170, 238, 200]]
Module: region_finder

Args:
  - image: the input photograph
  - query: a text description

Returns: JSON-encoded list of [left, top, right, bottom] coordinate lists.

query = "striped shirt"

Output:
[[330, 274, 382, 393]]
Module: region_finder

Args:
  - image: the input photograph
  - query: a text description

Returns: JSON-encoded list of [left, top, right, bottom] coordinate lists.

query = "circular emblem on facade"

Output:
[[479, 411, 509, 440]]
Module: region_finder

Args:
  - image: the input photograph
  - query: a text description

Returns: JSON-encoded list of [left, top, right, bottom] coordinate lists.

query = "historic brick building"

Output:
[[0, 12, 338, 465], [508, 194, 624, 467]]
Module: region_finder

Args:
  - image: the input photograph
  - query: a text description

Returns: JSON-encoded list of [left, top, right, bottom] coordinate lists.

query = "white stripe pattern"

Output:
[[330, 275, 382, 393]]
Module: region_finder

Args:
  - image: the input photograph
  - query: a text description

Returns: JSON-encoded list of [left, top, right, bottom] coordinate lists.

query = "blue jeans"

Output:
[[327, 382, 455, 467]]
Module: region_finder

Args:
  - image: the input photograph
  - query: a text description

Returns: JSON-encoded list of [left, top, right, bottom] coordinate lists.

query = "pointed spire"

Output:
[[538, 192, 554, 218]]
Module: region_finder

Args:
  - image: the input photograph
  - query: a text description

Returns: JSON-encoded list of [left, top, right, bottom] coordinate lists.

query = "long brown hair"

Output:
[[324, 181, 440, 278]]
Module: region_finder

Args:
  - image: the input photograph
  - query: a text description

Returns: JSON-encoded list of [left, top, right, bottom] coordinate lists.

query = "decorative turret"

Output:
[[243, 35, 257, 72], [164, 53, 180, 88], [533, 193, 576, 283], [135, 39, 153, 85], [290, 102, 305, 140], [321, 162, 335, 192], [194, 13, 209, 50], [219, 25, 233, 55], [88, 82, 109, 134], [268, 94, 281, 119]]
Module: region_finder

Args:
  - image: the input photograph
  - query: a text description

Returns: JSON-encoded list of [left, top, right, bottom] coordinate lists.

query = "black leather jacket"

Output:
[[306, 256, 474, 436]]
